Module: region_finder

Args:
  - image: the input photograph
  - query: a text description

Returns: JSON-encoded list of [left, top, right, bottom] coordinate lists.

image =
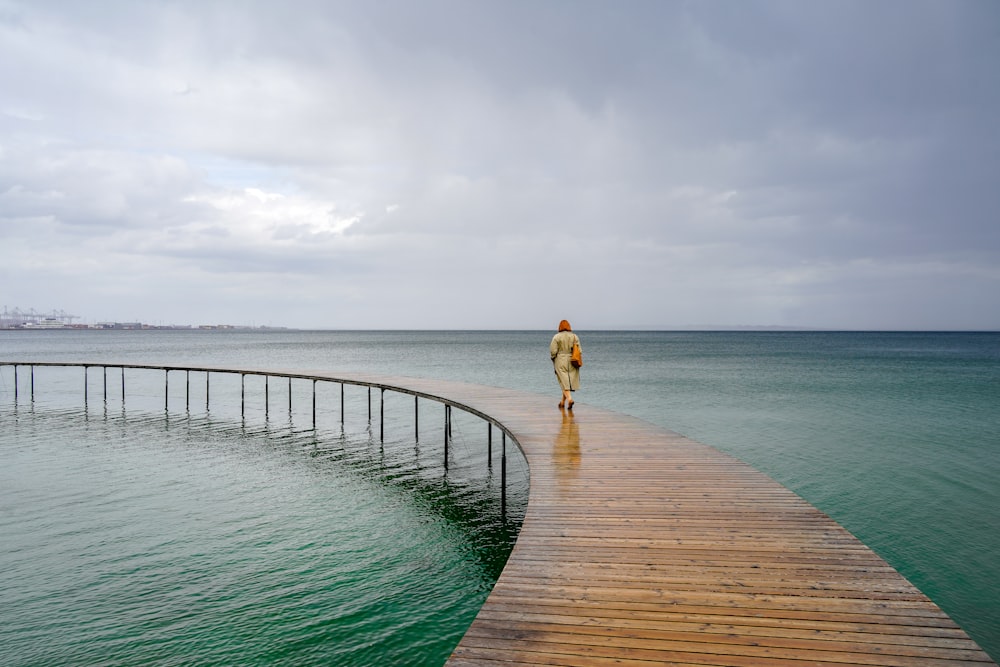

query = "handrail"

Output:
[[0, 360, 516, 436], [0, 361, 524, 515]]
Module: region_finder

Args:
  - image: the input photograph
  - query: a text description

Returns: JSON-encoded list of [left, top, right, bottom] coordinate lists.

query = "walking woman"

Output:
[[550, 319, 581, 410]]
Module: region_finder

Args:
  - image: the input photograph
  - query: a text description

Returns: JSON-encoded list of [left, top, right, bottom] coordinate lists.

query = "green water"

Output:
[[1, 329, 998, 662], [1, 400, 526, 666]]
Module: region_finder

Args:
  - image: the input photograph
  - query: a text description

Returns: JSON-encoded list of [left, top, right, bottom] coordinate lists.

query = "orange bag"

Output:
[[571, 340, 583, 368]]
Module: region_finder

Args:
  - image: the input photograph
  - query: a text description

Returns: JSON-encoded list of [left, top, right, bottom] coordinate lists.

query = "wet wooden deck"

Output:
[[362, 376, 994, 667], [2, 364, 993, 665]]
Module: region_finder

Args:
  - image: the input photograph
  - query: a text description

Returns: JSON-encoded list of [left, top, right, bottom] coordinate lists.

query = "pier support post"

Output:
[[84, 366, 88, 405], [13, 365, 18, 402], [488, 423, 493, 468], [340, 383, 345, 426], [415, 395, 419, 441], [265, 375, 269, 419], [164, 369, 169, 411], [312, 380, 317, 428], [241, 374, 245, 418], [205, 372, 209, 411], [31, 365, 35, 402], [288, 377, 292, 414], [121, 367, 125, 404], [380, 388, 385, 442], [185, 370, 190, 411], [103, 366, 107, 403]]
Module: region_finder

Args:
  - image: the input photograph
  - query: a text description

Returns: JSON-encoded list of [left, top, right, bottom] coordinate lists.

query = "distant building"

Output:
[[24, 318, 67, 329]]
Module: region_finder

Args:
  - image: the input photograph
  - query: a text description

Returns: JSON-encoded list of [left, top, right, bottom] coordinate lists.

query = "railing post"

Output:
[[444, 404, 450, 470], [501, 431, 507, 517]]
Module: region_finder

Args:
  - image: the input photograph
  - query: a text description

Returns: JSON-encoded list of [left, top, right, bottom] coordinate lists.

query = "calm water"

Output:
[[1, 330, 998, 663]]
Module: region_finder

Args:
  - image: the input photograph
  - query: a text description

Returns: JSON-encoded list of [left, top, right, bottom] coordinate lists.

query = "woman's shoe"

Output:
[[558, 401, 565, 409], [566, 400, 574, 410]]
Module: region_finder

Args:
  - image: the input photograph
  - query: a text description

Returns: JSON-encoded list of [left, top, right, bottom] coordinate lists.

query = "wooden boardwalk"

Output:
[[354, 376, 995, 667], [2, 364, 993, 665]]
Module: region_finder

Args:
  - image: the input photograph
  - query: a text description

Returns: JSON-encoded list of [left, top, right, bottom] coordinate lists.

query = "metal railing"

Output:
[[1, 361, 519, 516]]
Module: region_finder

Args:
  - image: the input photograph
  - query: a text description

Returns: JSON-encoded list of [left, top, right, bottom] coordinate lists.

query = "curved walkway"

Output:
[[286, 371, 992, 666], [2, 364, 993, 665], [363, 376, 991, 667]]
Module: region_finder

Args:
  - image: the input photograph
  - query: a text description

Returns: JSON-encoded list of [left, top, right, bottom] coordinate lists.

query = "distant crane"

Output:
[[0, 306, 80, 327]]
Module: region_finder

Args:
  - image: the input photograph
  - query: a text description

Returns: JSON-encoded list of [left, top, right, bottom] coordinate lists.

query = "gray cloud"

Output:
[[2, 0, 998, 329]]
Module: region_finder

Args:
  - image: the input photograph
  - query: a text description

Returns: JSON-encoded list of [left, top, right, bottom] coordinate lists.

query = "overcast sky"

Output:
[[2, 1, 998, 329]]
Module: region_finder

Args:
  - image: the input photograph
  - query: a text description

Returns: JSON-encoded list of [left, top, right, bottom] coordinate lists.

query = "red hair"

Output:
[[558, 319, 572, 332]]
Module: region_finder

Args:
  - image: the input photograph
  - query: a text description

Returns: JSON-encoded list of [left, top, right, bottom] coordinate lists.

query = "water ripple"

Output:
[[0, 405, 526, 666]]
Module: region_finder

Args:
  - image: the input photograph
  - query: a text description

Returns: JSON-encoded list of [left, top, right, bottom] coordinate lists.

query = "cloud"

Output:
[[2, 0, 998, 329]]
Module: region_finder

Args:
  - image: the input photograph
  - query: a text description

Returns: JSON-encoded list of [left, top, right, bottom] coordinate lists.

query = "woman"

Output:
[[550, 319, 581, 410]]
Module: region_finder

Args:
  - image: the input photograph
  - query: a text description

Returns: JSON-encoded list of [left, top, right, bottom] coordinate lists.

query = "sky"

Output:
[[2, 0, 998, 330]]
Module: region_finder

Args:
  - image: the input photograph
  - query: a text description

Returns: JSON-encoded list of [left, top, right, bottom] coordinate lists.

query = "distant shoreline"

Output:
[[2, 326, 997, 333], [0, 324, 291, 332]]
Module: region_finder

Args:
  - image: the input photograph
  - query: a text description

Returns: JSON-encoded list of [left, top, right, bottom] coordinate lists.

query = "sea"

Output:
[[1, 329, 998, 665]]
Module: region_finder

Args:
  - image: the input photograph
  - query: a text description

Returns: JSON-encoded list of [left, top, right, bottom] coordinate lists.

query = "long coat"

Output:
[[550, 330, 581, 391]]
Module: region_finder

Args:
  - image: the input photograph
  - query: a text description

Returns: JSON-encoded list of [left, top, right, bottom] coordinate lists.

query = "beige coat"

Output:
[[550, 330, 581, 391]]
